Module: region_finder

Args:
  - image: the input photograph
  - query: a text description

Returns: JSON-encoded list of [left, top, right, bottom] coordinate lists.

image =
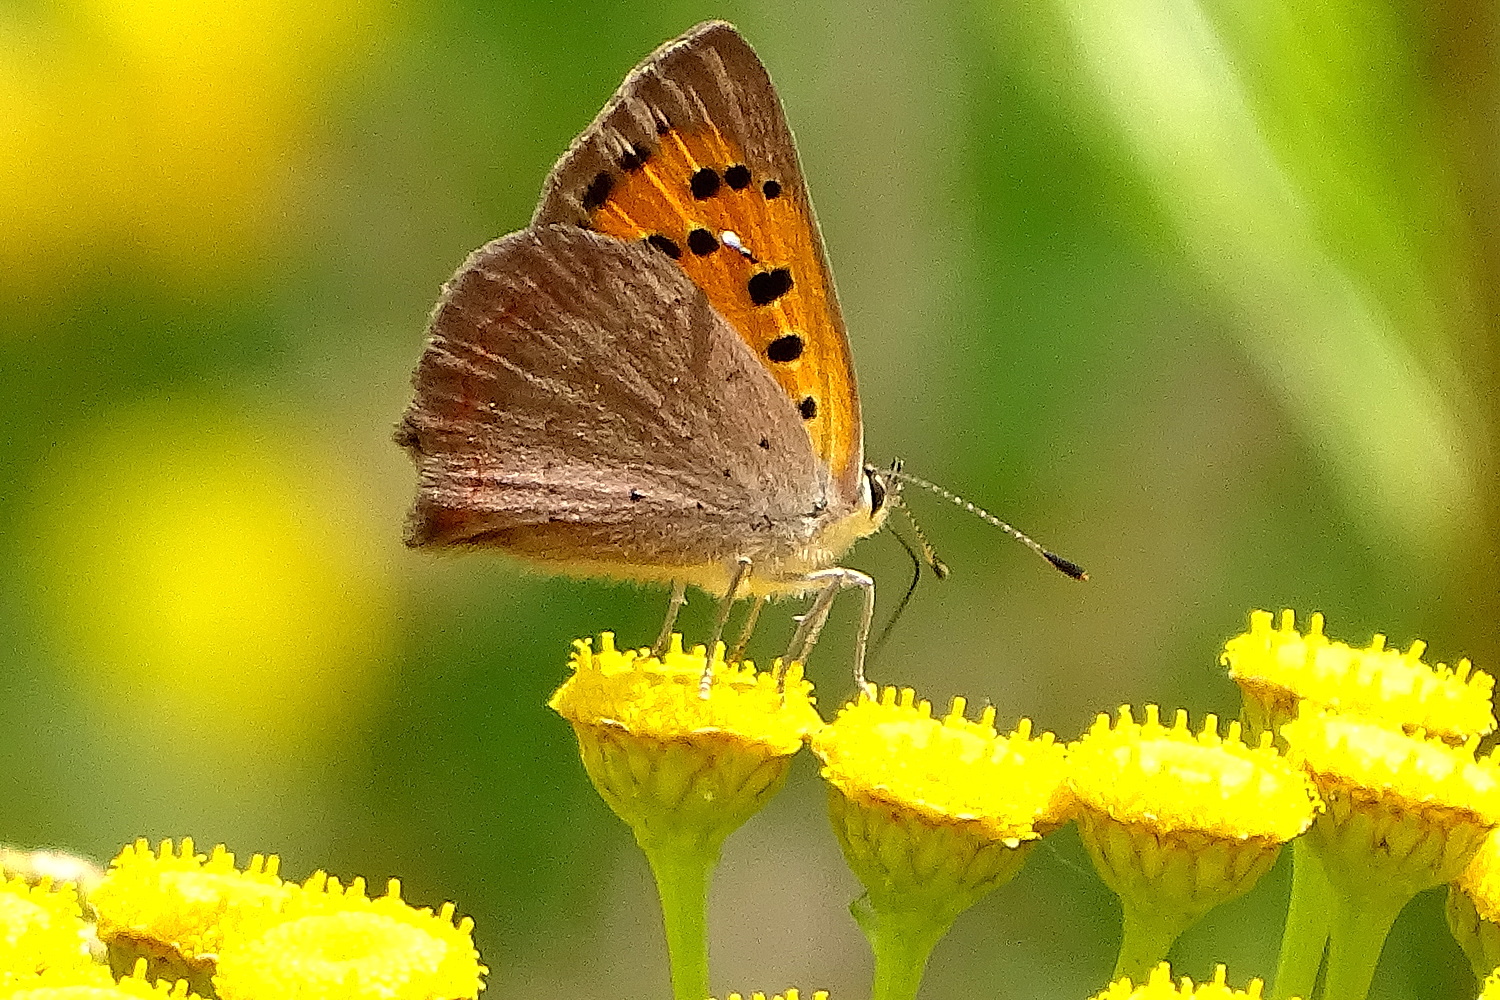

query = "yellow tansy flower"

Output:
[[812, 687, 1070, 1000], [1069, 706, 1318, 981], [1222, 610, 1494, 744], [1282, 710, 1500, 884], [551, 634, 821, 1000], [0, 875, 95, 985], [1280, 708, 1500, 1000], [1449, 827, 1500, 984], [0, 851, 103, 899], [90, 839, 290, 993], [1091, 963, 1290, 999], [213, 872, 484, 1000], [2, 962, 200, 998], [550, 634, 821, 850], [1482, 969, 1500, 1000], [814, 687, 1071, 892]]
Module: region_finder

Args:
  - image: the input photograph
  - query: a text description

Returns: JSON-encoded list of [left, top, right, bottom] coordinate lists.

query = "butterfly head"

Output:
[[838, 462, 892, 542]]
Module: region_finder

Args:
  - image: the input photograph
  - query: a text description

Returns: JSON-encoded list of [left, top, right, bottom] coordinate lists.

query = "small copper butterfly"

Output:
[[396, 22, 1079, 687]]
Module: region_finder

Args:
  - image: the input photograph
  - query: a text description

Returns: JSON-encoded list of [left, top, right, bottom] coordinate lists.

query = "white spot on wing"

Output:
[[720, 230, 756, 260]]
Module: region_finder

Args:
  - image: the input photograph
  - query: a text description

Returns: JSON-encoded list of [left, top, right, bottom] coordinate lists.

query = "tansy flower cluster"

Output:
[[8, 609, 1496, 1000], [545, 613, 1500, 1000], [0, 839, 484, 1000]]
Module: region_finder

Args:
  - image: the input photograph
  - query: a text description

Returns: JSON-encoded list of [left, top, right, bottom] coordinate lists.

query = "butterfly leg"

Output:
[[783, 568, 876, 696], [727, 595, 767, 664], [651, 579, 688, 659], [700, 557, 753, 696]]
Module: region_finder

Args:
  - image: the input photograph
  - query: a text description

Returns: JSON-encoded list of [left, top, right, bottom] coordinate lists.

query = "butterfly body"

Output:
[[398, 21, 888, 603]]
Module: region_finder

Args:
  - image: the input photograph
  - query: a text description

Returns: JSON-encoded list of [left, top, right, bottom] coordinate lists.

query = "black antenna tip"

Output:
[[1044, 551, 1088, 581]]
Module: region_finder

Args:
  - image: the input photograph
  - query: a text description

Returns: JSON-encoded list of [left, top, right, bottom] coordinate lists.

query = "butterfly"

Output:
[[395, 21, 1072, 688]]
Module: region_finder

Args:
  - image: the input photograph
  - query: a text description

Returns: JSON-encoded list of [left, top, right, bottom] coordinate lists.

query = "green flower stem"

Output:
[[1321, 889, 1408, 1000], [1275, 838, 1332, 1000], [851, 894, 950, 1000], [640, 837, 717, 1000], [1112, 899, 1190, 984]]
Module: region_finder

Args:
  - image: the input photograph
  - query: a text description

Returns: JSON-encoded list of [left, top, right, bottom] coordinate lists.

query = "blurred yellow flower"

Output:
[[23, 402, 395, 773], [1448, 828, 1500, 984], [1223, 610, 1493, 744], [4, 962, 200, 998], [1091, 963, 1285, 999], [214, 872, 483, 1000], [0, 875, 94, 985], [0, 0, 387, 299], [714, 993, 828, 1000]]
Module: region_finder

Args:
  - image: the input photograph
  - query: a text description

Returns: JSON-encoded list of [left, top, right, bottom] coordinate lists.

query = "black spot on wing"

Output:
[[645, 234, 681, 259], [582, 171, 614, 211], [766, 334, 804, 362], [687, 228, 718, 255], [690, 167, 720, 199], [724, 164, 751, 189], [762, 179, 782, 199], [799, 397, 818, 420], [619, 144, 650, 171], [748, 268, 794, 306]]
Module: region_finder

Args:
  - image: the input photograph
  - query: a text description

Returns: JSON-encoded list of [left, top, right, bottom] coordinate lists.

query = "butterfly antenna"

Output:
[[892, 489, 949, 580], [888, 470, 1088, 581]]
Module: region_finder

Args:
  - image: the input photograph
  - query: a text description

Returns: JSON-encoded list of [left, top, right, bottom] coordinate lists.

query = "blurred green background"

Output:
[[2, 0, 1496, 996]]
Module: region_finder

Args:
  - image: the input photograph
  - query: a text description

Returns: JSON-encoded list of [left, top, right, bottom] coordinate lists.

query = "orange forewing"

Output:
[[584, 123, 860, 491]]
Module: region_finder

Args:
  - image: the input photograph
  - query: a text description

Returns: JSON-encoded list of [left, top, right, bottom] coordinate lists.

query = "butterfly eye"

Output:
[[867, 469, 888, 514]]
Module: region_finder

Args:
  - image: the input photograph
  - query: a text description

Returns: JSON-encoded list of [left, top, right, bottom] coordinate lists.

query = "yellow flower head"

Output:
[[551, 635, 819, 751], [3, 962, 200, 999], [1222, 610, 1494, 744], [1092, 964, 1290, 999], [1282, 708, 1500, 901], [0, 851, 103, 899], [1482, 969, 1500, 1000], [550, 635, 822, 851], [213, 873, 484, 1000], [1069, 706, 1317, 963], [812, 687, 1069, 930], [1070, 705, 1318, 842], [0, 875, 94, 984], [90, 839, 289, 990], [714, 992, 828, 1000], [814, 687, 1072, 843], [1449, 829, 1500, 984]]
